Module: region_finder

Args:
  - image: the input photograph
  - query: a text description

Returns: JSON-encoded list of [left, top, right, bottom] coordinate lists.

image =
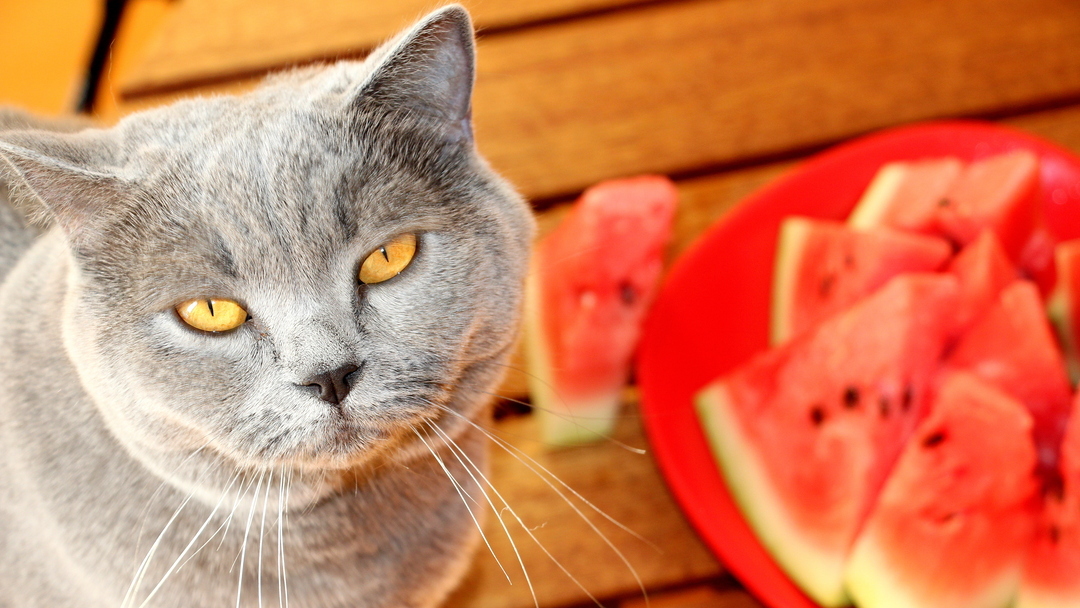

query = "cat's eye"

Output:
[[359, 233, 417, 284], [175, 298, 249, 332]]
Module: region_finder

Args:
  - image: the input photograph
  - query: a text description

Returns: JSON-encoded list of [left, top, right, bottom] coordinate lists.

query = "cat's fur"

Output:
[[0, 6, 534, 607]]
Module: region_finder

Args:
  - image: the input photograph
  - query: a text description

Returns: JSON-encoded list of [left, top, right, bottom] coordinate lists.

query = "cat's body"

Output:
[[0, 6, 534, 607]]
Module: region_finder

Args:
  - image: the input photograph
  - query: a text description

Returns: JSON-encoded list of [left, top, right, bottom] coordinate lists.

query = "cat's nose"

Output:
[[301, 362, 362, 406]]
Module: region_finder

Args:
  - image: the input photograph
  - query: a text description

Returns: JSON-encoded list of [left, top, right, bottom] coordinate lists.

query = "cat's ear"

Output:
[[0, 130, 130, 249], [354, 4, 476, 140]]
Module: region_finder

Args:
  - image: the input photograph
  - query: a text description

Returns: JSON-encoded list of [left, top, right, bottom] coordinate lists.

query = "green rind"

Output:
[[769, 216, 811, 346], [1047, 241, 1080, 386], [846, 524, 1021, 608], [695, 383, 850, 607]]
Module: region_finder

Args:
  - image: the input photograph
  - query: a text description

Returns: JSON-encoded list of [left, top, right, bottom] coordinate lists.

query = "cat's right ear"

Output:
[[352, 4, 476, 141], [0, 130, 130, 250]]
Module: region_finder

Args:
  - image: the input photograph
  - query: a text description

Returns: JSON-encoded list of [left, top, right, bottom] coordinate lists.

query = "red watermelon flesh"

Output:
[[1048, 238, 1080, 385], [696, 273, 961, 606], [946, 280, 1072, 467], [847, 157, 963, 233], [1019, 226, 1059, 299], [937, 149, 1040, 258], [844, 372, 1039, 608], [1016, 392, 1080, 608], [526, 175, 677, 445], [947, 231, 1017, 332], [770, 216, 952, 345]]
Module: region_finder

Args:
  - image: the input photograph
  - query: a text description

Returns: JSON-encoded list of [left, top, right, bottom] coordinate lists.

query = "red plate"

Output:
[[636, 120, 1080, 607]]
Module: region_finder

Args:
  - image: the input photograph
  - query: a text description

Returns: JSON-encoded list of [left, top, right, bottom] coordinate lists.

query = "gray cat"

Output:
[[0, 5, 534, 607]]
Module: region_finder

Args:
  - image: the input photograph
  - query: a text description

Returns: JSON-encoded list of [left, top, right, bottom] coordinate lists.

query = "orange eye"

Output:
[[176, 298, 248, 332], [359, 233, 417, 284]]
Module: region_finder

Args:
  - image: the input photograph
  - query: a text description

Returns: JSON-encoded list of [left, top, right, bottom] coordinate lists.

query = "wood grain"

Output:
[[118, 0, 1080, 203], [119, 0, 656, 97]]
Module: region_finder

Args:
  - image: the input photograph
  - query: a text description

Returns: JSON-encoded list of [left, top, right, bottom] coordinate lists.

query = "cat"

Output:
[[0, 5, 535, 607]]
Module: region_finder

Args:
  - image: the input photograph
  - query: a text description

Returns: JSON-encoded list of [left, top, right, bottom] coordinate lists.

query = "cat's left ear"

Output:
[[354, 4, 476, 141], [0, 130, 131, 250]]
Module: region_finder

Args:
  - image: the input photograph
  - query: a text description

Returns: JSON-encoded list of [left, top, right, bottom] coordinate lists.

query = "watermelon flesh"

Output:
[[526, 175, 677, 445], [847, 157, 963, 233], [937, 150, 1040, 258], [947, 280, 1073, 468], [1048, 238, 1080, 384], [946, 231, 1016, 332], [844, 372, 1039, 608], [696, 273, 961, 606], [1017, 392, 1080, 608], [770, 216, 952, 345]]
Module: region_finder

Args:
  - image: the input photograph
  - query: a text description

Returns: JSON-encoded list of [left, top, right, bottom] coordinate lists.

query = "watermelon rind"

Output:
[[524, 270, 620, 446], [1048, 239, 1080, 385], [696, 383, 850, 607], [847, 162, 907, 229], [769, 216, 809, 345], [845, 529, 1021, 608]]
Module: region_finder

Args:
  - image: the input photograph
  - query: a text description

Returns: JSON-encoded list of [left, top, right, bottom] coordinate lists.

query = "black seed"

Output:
[[901, 385, 914, 411], [819, 274, 836, 298], [843, 386, 860, 409], [922, 431, 947, 448], [937, 197, 952, 208], [878, 395, 890, 417], [620, 282, 636, 306], [1050, 525, 1062, 544], [938, 512, 959, 524], [810, 406, 826, 426], [844, 254, 855, 269]]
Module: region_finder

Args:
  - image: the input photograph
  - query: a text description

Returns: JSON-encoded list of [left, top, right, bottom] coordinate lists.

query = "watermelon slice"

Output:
[[1048, 238, 1080, 384], [946, 231, 1016, 332], [937, 150, 1040, 257], [1017, 392, 1080, 608], [847, 157, 963, 233], [525, 175, 677, 446], [1019, 226, 1059, 298], [695, 273, 961, 606], [770, 217, 952, 345], [947, 280, 1073, 465], [844, 372, 1039, 608]]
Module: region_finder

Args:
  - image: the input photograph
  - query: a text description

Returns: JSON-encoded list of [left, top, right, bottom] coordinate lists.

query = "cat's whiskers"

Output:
[[235, 471, 266, 608], [121, 489, 198, 608], [135, 471, 242, 608], [258, 470, 274, 608], [410, 425, 516, 590], [423, 399, 653, 608], [277, 464, 289, 608]]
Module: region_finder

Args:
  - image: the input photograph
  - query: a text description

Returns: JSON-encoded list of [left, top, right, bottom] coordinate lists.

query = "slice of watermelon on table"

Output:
[[847, 157, 962, 233], [696, 273, 961, 606], [946, 231, 1017, 332], [844, 372, 1039, 608], [636, 121, 1080, 608], [525, 175, 677, 446]]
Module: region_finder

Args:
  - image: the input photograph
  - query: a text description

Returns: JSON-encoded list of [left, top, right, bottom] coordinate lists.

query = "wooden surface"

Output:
[[109, 1, 1080, 606]]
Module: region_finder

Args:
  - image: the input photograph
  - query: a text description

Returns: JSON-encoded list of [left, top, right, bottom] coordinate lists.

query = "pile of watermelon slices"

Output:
[[695, 149, 1080, 608]]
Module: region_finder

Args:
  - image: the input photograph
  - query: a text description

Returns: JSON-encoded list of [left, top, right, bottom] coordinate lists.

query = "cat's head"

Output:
[[0, 6, 534, 476]]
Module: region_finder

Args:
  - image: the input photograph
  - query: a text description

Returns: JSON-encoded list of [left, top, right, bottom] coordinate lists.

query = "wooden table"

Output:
[[110, 1, 1080, 606]]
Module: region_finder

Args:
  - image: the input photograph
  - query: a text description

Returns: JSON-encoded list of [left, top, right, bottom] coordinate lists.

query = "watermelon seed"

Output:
[[843, 254, 855, 269], [922, 431, 947, 448], [810, 406, 826, 426], [843, 386, 860, 408], [819, 274, 836, 297], [619, 281, 636, 306], [1050, 525, 1061, 544], [878, 395, 890, 417], [937, 512, 959, 524], [901, 385, 914, 411], [937, 197, 952, 208]]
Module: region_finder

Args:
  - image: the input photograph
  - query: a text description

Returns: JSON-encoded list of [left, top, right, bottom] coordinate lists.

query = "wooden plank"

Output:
[[119, 0, 655, 97], [441, 398, 723, 608], [470, 0, 1080, 200], [117, 0, 1080, 203], [620, 584, 767, 608]]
